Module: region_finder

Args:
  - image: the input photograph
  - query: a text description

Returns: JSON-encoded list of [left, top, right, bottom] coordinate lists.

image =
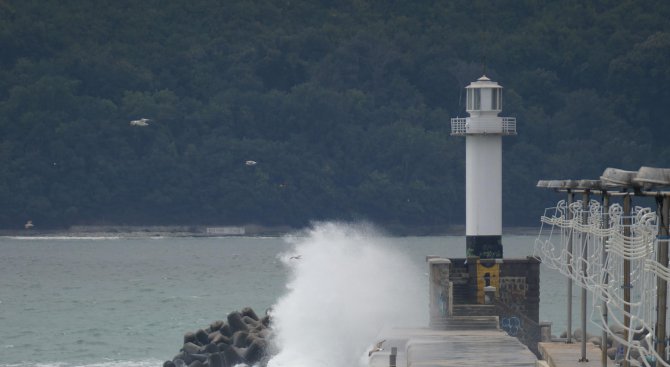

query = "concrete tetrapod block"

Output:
[[222, 344, 244, 366], [227, 311, 249, 334], [244, 337, 267, 364], [219, 324, 232, 337], [183, 332, 197, 345], [195, 329, 210, 345], [207, 353, 225, 367], [166, 307, 271, 367], [182, 342, 200, 355], [232, 330, 249, 347], [202, 343, 219, 354], [210, 320, 224, 332], [241, 307, 260, 321]]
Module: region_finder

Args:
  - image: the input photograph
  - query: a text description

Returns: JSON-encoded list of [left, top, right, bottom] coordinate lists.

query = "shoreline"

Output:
[[0, 224, 540, 238], [0, 224, 292, 238]]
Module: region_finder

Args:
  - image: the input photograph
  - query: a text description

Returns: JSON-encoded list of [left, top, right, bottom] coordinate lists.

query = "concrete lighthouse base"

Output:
[[466, 235, 502, 258]]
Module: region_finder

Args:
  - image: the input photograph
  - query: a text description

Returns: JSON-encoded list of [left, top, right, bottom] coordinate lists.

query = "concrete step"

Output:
[[453, 304, 497, 317], [430, 316, 500, 330], [451, 286, 476, 304]]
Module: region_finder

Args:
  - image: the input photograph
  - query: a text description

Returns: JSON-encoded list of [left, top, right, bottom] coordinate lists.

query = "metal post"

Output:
[[657, 196, 669, 362], [567, 190, 574, 344], [601, 193, 610, 367], [540, 321, 553, 342], [390, 347, 398, 367], [623, 194, 631, 367], [580, 191, 589, 362]]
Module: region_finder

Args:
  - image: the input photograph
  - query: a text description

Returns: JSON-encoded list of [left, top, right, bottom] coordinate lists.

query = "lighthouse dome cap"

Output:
[[465, 74, 503, 89]]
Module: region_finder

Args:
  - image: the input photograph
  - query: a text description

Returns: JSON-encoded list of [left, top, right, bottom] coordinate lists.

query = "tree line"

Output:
[[0, 0, 668, 231]]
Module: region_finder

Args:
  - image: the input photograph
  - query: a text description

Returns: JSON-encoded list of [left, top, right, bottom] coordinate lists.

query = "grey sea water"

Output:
[[0, 228, 577, 367]]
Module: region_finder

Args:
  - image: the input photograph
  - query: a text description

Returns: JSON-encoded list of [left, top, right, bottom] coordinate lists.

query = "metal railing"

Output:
[[502, 117, 517, 135], [450, 117, 517, 136], [450, 118, 467, 135]]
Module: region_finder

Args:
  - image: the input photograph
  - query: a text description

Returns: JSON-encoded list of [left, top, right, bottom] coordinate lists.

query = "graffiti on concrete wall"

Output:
[[501, 316, 521, 336]]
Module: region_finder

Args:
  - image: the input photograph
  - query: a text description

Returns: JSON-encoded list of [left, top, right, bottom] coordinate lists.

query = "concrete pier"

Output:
[[368, 328, 618, 367], [538, 342, 616, 367], [365, 254, 620, 367], [368, 327, 537, 367]]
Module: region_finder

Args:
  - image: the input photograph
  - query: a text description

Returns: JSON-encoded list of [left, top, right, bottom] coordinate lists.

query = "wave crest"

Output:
[[268, 222, 427, 367]]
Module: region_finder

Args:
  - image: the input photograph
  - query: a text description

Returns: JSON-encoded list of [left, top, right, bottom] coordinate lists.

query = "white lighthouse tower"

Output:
[[451, 76, 516, 258]]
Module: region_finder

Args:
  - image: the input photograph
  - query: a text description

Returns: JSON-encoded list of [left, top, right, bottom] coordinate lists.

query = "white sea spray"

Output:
[[267, 222, 427, 367]]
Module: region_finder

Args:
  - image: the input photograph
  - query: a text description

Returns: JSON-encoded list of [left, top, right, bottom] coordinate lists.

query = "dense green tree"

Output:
[[0, 0, 667, 231]]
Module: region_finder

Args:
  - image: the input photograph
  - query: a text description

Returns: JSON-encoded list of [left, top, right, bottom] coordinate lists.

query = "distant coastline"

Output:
[[0, 223, 540, 238], [0, 224, 291, 238]]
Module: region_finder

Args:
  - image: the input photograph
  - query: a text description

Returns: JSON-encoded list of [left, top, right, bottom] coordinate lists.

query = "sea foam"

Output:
[[268, 222, 427, 367]]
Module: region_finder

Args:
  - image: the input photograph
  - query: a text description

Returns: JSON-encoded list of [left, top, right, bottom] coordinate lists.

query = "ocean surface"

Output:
[[0, 223, 586, 367]]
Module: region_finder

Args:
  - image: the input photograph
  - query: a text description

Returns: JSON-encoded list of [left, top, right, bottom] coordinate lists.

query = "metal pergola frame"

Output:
[[537, 167, 670, 367]]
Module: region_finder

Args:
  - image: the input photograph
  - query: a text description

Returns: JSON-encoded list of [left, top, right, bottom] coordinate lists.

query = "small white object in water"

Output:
[[130, 118, 151, 126], [245, 160, 257, 166]]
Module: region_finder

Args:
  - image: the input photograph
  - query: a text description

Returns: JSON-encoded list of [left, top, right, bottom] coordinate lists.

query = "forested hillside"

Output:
[[0, 1, 668, 230]]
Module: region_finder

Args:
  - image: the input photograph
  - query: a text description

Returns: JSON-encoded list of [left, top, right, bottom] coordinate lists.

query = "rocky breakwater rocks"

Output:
[[164, 307, 272, 367]]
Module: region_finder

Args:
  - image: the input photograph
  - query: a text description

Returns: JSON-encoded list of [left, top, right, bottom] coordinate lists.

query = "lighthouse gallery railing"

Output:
[[450, 117, 517, 136]]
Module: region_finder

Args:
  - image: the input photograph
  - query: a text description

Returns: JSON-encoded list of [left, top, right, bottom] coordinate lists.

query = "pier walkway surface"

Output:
[[368, 326, 619, 367], [539, 342, 615, 367], [368, 327, 537, 367]]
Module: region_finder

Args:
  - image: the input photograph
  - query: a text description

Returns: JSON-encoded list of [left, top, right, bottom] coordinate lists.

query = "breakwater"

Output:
[[164, 307, 271, 367]]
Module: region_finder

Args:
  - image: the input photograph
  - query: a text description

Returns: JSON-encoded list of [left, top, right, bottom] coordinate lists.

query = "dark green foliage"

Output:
[[0, 0, 667, 230]]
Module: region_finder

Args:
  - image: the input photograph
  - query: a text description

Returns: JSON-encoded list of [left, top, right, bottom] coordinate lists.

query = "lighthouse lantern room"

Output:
[[451, 76, 516, 258]]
